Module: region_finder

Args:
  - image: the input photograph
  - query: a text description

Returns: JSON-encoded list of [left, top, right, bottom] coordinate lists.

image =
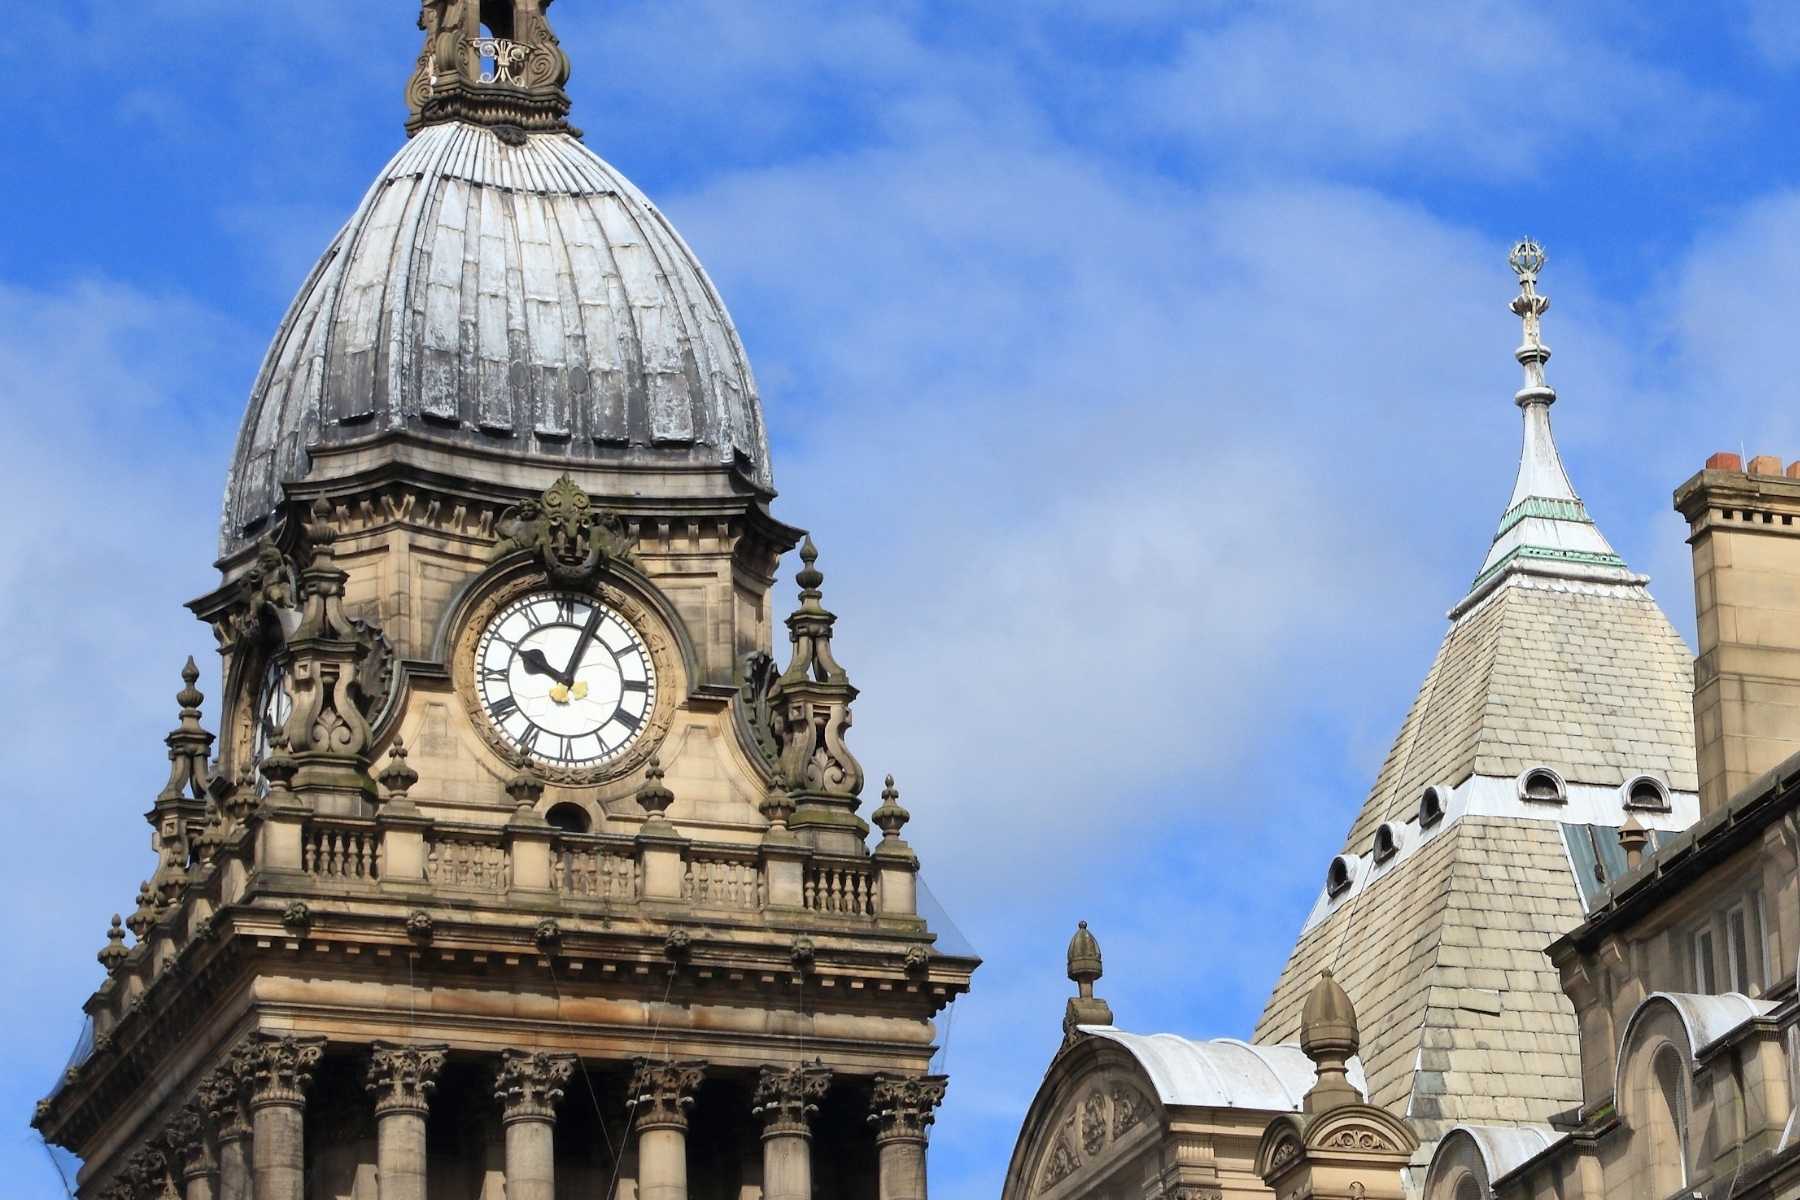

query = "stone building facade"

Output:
[[31, 5, 976, 1198], [1005, 244, 1703, 1200]]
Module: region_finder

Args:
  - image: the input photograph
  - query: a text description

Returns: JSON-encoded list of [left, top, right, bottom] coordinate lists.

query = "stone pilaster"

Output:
[[630, 1059, 706, 1200], [494, 1051, 575, 1200], [199, 1046, 255, 1200], [869, 1075, 948, 1200], [753, 1064, 831, 1200], [366, 1043, 447, 1200], [245, 1034, 325, 1200]]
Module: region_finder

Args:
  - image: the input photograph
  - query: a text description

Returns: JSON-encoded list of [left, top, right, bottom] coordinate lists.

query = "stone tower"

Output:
[[32, 6, 976, 1198], [1253, 243, 1697, 1152]]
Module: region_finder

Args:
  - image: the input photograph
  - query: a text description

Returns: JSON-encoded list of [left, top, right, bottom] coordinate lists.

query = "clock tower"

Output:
[[33, 5, 977, 1199]]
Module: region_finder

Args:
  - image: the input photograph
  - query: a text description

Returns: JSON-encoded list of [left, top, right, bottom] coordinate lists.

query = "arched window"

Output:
[[1647, 1046, 1689, 1194], [1519, 766, 1567, 804], [1623, 774, 1672, 812], [479, 0, 516, 39]]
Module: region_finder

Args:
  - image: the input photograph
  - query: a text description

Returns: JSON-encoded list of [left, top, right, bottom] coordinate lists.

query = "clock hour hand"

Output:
[[518, 647, 573, 688]]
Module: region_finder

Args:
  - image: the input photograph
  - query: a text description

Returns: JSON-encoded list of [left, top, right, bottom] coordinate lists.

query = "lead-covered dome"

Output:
[[221, 120, 771, 553]]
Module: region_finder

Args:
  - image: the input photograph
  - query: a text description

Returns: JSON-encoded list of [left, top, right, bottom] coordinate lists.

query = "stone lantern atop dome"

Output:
[[407, 0, 575, 138]]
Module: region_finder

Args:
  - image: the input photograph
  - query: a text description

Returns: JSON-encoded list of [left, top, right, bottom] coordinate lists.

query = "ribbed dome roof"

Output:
[[222, 121, 771, 552]]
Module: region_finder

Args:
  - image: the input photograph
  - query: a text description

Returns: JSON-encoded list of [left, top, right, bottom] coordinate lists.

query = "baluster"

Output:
[[303, 833, 316, 874]]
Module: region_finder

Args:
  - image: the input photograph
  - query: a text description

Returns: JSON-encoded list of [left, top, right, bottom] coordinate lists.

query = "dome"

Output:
[[221, 120, 771, 553]]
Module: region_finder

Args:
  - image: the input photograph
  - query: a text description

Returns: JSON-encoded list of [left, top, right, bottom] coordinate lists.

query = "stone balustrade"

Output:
[[805, 859, 879, 917], [551, 834, 640, 900], [301, 818, 381, 881], [425, 826, 510, 892]]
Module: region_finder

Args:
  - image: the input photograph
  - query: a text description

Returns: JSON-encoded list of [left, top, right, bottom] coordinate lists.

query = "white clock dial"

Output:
[[475, 591, 657, 768]]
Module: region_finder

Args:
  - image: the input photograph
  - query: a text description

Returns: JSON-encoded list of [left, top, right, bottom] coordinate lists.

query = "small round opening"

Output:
[[1418, 785, 1448, 828], [1373, 823, 1400, 863], [1521, 767, 1566, 804], [545, 802, 591, 834], [1326, 855, 1355, 899]]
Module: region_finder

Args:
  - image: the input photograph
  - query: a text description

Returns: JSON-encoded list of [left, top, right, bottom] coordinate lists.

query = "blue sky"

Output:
[[12, 3, 1800, 1197]]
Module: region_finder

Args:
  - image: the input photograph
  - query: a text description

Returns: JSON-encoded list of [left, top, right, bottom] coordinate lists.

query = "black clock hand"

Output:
[[518, 647, 573, 688], [562, 602, 606, 683]]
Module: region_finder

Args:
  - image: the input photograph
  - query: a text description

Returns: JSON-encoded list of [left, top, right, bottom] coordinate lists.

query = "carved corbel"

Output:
[[493, 474, 634, 587]]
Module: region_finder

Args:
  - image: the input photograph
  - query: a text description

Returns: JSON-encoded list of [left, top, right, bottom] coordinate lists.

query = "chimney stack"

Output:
[[1676, 454, 1800, 812]]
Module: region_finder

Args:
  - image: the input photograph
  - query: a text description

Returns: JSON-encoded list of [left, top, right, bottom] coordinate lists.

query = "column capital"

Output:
[[629, 1058, 706, 1131], [495, 1050, 576, 1126], [366, 1041, 448, 1117], [868, 1074, 947, 1146], [164, 1101, 215, 1182], [245, 1033, 326, 1111], [198, 1046, 254, 1143], [753, 1063, 832, 1137]]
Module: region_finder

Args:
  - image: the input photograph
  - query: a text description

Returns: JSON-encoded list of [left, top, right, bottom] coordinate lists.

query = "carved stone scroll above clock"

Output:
[[494, 475, 634, 588]]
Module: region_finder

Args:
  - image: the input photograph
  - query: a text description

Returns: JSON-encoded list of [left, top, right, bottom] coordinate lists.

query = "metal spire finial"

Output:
[[1508, 239, 1554, 407]]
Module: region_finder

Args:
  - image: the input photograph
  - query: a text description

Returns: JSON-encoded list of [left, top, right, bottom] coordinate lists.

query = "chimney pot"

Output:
[[1707, 452, 1743, 471], [1750, 455, 1783, 477], [1786, 462, 1800, 480]]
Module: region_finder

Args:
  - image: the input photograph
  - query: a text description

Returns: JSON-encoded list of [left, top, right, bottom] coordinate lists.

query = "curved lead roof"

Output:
[[222, 120, 771, 552]]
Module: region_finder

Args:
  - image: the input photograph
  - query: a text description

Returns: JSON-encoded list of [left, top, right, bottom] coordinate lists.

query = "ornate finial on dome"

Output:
[[1508, 238, 1554, 409], [1300, 969, 1361, 1114], [406, 0, 577, 140], [1061, 920, 1113, 1041]]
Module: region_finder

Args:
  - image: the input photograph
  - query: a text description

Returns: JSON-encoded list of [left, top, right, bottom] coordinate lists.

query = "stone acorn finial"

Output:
[[638, 756, 675, 819], [97, 915, 130, 975], [1067, 920, 1103, 998], [760, 768, 794, 831], [796, 535, 824, 601], [504, 755, 545, 815], [378, 737, 420, 803], [871, 774, 910, 842], [1061, 920, 1114, 1040], [1300, 968, 1361, 1114], [177, 657, 204, 716]]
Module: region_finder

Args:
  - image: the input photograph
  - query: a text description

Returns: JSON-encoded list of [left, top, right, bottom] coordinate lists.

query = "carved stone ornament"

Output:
[[454, 574, 675, 786], [246, 1035, 325, 1109], [1111, 1086, 1143, 1137], [752, 1063, 832, 1135], [736, 650, 781, 767], [767, 540, 866, 811], [1040, 1131, 1080, 1189], [494, 475, 633, 588], [225, 538, 300, 650], [162, 1103, 212, 1180], [1081, 1091, 1108, 1155], [407, 909, 435, 942], [367, 1042, 449, 1116], [200, 1048, 254, 1141], [495, 1050, 575, 1124], [868, 1073, 948, 1145], [282, 900, 312, 934], [629, 1059, 706, 1131]]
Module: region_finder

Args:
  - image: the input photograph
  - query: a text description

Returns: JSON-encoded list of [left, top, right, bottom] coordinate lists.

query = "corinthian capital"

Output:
[[495, 1050, 576, 1125], [163, 1102, 213, 1181], [869, 1074, 948, 1144], [246, 1034, 326, 1110], [199, 1044, 254, 1141], [366, 1042, 448, 1117], [752, 1063, 832, 1136], [629, 1059, 706, 1131]]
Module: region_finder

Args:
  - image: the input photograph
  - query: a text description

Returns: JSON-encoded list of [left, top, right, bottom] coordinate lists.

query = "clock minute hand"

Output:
[[518, 647, 573, 688], [562, 602, 607, 683]]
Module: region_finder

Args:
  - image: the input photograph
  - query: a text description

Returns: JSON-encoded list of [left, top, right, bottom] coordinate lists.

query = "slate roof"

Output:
[[222, 120, 771, 552]]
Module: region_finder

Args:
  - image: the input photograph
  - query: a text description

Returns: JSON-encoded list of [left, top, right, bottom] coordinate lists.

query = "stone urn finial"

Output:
[[1300, 969, 1361, 1114]]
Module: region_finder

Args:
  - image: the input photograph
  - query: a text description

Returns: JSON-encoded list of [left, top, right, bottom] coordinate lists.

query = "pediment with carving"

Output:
[[1026, 1075, 1158, 1197]]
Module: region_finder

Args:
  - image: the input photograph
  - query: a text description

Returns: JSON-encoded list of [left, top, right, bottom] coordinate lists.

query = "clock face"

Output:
[[252, 657, 292, 770], [475, 591, 657, 768]]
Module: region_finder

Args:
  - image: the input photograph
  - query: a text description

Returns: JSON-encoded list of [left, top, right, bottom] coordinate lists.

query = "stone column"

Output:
[[494, 1051, 576, 1200], [245, 1034, 325, 1200], [629, 1060, 706, 1200], [752, 1065, 831, 1200], [365, 1043, 448, 1200], [868, 1075, 948, 1200], [200, 1045, 255, 1200]]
